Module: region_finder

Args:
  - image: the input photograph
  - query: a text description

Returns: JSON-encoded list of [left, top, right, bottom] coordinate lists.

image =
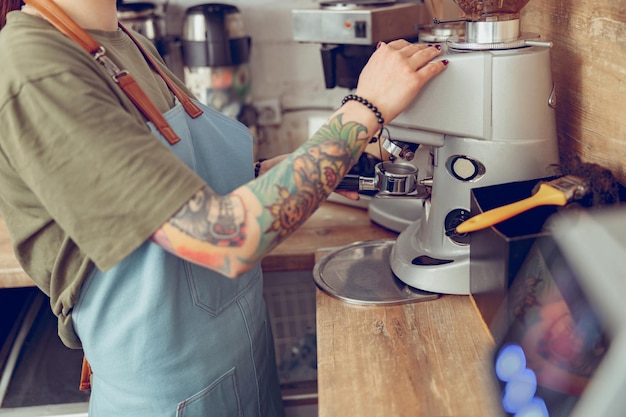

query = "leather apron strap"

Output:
[[119, 24, 203, 120], [22, 0, 203, 145]]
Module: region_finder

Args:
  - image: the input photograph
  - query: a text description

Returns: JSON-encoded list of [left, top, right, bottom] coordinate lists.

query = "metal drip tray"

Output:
[[313, 240, 439, 305]]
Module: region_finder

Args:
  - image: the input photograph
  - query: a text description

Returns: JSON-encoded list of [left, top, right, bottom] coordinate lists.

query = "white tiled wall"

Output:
[[159, 0, 350, 157]]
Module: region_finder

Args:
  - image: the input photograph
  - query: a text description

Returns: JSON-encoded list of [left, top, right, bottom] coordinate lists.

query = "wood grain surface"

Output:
[[0, 214, 33, 288], [316, 290, 504, 417], [522, 2, 626, 184]]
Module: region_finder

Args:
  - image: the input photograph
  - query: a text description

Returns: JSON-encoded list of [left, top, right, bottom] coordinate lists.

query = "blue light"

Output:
[[502, 368, 538, 413], [496, 343, 527, 382], [514, 397, 549, 417]]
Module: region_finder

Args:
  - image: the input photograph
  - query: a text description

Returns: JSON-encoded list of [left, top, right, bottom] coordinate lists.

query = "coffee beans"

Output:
[[454, 0, 530, 17]]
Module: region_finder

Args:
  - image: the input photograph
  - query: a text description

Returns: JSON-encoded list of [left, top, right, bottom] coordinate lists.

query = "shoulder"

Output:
[[1, 12, 95, 72], [0, 13, 106, 102]]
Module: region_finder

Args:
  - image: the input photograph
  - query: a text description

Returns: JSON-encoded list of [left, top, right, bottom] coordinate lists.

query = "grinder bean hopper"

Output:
[[374, 0, 560, 294]]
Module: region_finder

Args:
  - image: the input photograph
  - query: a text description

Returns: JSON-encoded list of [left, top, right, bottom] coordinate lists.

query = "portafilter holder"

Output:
[[336, 161, 419, 196]]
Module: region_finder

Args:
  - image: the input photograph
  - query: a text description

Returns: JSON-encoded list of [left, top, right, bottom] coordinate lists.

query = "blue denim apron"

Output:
[[72, 100, 285, 417]]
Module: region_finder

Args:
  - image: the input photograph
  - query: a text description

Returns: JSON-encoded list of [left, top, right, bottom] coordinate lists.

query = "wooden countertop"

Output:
[[316, 290, 504, 417], [0, 201, 397, 288], [313, 234, 504, 416], [0, 213, 32, 289]]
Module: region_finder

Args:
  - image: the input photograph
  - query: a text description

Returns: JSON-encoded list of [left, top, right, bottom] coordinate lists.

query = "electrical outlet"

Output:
[[254, 98, 282, 126]]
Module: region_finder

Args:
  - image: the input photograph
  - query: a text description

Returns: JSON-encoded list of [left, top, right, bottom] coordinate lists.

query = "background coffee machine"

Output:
[[181, 3, 256, 129], [293, 0, 560, 295], [117, 1, 183, 74], [293, 1, 431, 89]]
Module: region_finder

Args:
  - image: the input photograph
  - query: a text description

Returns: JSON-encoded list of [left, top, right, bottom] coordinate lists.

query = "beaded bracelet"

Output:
[[341, 94, 385, 143], [254, 158, 267, 178]]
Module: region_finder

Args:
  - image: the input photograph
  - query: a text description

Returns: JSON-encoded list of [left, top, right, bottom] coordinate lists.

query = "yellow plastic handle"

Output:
[[455, 184, 568, 234]]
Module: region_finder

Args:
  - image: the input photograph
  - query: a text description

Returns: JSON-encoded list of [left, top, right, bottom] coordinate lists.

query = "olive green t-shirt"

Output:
[[0, 12, 205, 348]]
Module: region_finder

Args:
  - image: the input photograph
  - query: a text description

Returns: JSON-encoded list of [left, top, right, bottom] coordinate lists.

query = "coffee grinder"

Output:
[[380, 0, 560, 294], [294, 0, 560, 295]]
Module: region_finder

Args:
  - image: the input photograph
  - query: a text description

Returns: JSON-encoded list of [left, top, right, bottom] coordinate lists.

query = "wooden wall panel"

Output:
[[522, 1, 626, 184]]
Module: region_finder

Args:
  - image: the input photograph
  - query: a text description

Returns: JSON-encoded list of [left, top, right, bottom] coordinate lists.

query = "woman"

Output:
[[0, 0, 447, 416]]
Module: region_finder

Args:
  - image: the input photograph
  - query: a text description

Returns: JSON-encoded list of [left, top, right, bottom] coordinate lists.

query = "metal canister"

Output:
[[181, 4, 253, 123]]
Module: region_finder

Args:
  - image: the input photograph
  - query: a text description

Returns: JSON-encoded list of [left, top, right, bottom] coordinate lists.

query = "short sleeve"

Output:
[[1, 70, 205, 271]]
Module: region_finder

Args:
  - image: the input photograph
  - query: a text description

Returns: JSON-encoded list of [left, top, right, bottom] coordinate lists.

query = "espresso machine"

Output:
[[294, 0, 560, 295], [292, 1, 431, 89]]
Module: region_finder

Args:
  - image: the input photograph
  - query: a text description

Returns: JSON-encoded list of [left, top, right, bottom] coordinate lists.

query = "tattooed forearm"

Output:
[[259, 114, 370, 243], [170, 187, 247, 247], [152, 113, 373, 279], [305, 114, 370, 166]]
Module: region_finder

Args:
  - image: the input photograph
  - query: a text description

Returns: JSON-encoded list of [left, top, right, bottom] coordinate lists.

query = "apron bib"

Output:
[[72, 101, 284, 417]]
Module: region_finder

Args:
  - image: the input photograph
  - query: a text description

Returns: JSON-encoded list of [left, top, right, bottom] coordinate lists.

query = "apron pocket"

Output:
[[186, 262, 259, 317], [176, 367, 242, 417]]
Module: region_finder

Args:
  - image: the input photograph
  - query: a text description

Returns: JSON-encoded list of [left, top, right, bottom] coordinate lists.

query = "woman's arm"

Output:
[[152, 41, 447, 278]]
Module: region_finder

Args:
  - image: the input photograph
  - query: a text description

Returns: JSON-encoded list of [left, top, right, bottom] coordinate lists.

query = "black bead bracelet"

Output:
[[341, 94, 385, 142], [254, 158, 266, 178]]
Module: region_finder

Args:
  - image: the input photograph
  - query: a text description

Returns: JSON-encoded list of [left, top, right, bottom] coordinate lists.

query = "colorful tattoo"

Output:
[[263, 114, 368, 241], [170, 188, 247, 247], [162, 113, 369, 272]]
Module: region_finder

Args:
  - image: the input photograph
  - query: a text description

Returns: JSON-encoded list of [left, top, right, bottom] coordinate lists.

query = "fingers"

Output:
[[417, 58, 449, 83], [380, 40, 444, 71], [355, 39, 448, 123], [333, 190, 360, 201], [396, 42, 448, 80], [406, 44, 443, 71], [385, 39, 432, 55], [384, 39, 412, 50]]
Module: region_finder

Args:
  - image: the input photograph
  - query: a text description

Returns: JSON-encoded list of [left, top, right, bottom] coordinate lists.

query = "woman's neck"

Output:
[[24, 0, 118, 31]]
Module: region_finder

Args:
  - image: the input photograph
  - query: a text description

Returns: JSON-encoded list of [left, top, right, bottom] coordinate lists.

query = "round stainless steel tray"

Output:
[[313, 240, 439, 305]]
